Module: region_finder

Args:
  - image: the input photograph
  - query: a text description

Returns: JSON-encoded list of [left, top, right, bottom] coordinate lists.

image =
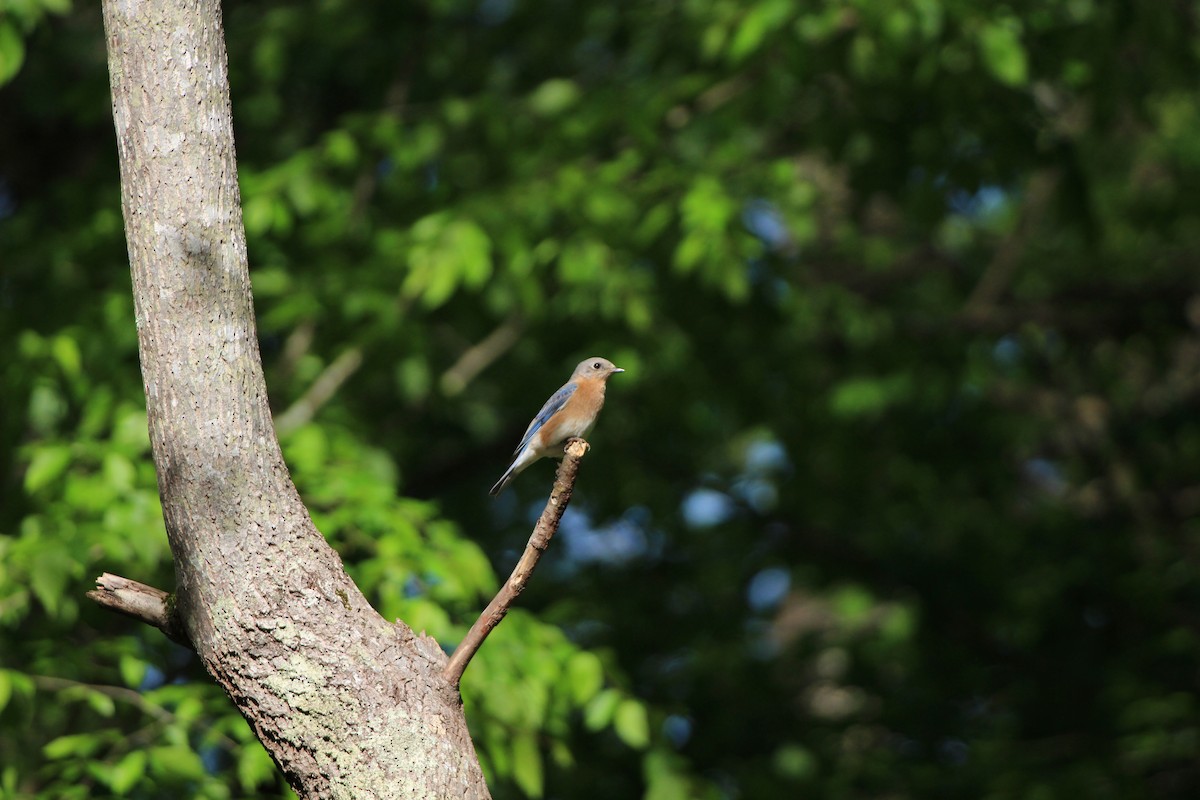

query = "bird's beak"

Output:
[[611, 367, 625, 374]]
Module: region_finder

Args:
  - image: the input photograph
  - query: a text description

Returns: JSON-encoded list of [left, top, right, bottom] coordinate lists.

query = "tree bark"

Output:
[[101, 0, 490, 796]]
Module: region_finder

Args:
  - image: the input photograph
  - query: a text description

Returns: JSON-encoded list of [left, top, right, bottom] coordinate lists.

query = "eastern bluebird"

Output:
[[489, 357, 625, 496]]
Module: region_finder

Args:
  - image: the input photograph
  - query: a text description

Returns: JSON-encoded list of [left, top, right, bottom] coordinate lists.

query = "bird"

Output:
[[489, 357, 625, 496]]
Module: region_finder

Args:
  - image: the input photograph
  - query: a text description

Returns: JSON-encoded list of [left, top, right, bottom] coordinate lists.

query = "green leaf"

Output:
[[673, 233, 710, 272], [119, 655, 147, 689], [728, 0, 792, 63], [828, 375, 911, 418], [86, 762, 115, 789], [85, 689, 116, 717], [404, 215, 493, 308], [51, 335, 82, 378], [103, 453, 136, 492], [880, 605, 915, 642], [528, 79, 581, 116], [549, 739, 574, 768], [510, 730, 544, 798], [614, 698, 650, 749], [979, 20, 1028, 87], [449, 221, 494, 289], [243, 194, 277, 235], [24, 444, 73, 492], [849, 33, 877, 79], [44, 733, 105, 760], [323, 129, 360, 167], [237, 743, 278, 790], [0, 21, 25, 86], [565, 651, 604, 705], [679, 176, 735, 235], [148, 745, 208, 781], [27, 383, 67, 434], [833, 584, 874, 624], [107, 750, 147, 794], [251, 267, 293, 297], [29, 542, 76, 616], [559, 237, 612, 284], [644, 749, 692, 800], [773, 743, 817, 779], [173, 696, 205, 724], [483, 724, 512, 779], [584, 688, 621, 731], [0, 671, 11, 713], [112, 407, 151, 453]]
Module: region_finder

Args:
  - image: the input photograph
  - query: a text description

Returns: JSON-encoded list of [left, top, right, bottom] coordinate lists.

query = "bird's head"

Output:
[[574, 357, 625, 381]]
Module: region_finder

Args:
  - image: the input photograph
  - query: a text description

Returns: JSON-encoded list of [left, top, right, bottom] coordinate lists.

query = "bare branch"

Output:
[[86, 573, 189, 646], [277, 320, 316, 380], [443, 438, 588, 688]]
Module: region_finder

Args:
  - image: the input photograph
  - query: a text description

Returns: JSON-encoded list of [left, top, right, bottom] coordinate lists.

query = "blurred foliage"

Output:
[[3, 0, 1200, 798]]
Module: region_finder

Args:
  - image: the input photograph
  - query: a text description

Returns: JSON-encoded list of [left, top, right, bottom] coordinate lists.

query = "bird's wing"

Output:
[[514, 382, 577, 456]]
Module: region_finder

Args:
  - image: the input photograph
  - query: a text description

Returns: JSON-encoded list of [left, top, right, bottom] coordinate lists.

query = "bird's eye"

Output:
[[593, 361, 602, 369]]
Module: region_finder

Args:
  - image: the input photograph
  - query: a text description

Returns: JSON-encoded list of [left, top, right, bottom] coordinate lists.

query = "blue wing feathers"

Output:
[[515, 382, 577, 456]]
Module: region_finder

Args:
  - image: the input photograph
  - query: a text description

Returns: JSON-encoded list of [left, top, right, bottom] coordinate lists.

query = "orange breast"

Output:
[[539, 380, 606, 446]]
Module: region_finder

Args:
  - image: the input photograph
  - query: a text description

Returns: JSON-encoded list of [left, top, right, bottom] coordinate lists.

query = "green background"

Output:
[[2, 0, 1199, 797]]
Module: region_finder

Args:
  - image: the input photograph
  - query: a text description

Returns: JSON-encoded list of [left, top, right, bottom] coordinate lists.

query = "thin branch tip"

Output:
[[442, 438, 590, 688]]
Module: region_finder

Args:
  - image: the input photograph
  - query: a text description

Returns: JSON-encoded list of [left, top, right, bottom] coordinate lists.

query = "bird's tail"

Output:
[[489, 465, 516, 497]]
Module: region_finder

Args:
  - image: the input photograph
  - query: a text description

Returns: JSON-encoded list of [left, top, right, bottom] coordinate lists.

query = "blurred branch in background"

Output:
[[963, 169, 1061, 316], [441, 314, 523, 397], [274, 347, 364, 435]]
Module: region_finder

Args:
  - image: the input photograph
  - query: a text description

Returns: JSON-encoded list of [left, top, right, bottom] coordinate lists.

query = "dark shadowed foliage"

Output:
[[2, 0, 1199, 797]]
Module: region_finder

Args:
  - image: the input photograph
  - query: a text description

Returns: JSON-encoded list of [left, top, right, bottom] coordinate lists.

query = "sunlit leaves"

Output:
[[644, 749, 717, 800], [583, 687, 621, 731], [828, 374, 913, 418], [104, 750, 148, 794], [558, 237, 613, 284], [978, 18, 1029, 87], [510, 730, 544, 797], [727, 0, 793, 64], [566, 651, 605, 705], [771, 743, 818, 780], [43, 733, 107, 760], [23, 444, 72, 493], [145, 745, 208, 782], [675, 176, 752, 300], [25, 536, 79, 617], [404, 214, 493, 308], [460, 611, 647, 796], [236, 744, 278, 793], [117, 654, 147, 690], [528, 79, 582, 117], [613, 699, 650, 749], [24, 674, 283, 797], [0, 20, 26, 85]]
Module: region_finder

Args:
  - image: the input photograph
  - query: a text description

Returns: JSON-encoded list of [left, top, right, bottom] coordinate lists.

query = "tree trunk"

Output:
[[100, 0, 490, 796]]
